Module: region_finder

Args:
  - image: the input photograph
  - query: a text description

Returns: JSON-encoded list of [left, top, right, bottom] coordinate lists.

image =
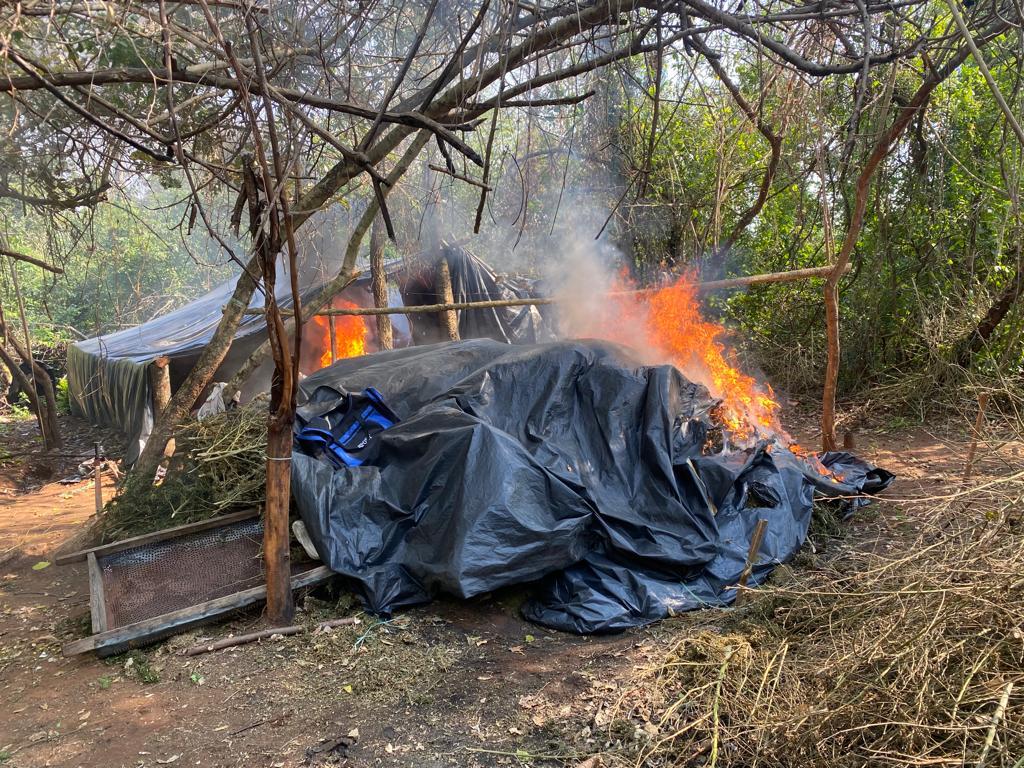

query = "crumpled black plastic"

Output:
[[291, 339, 894, 634]]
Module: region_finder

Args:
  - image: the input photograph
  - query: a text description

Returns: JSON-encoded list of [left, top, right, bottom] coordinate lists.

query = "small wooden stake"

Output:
[[964, 392, 990, 481], [736, 519, 769, 605], [93, 442, 103, 517]]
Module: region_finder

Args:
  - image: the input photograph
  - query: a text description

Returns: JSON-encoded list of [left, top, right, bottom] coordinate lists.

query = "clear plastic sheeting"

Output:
[[291, 339, 894, 634]]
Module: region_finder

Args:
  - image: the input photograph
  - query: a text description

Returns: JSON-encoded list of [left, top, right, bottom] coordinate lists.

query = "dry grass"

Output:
[[592, 468, 1024, 767]]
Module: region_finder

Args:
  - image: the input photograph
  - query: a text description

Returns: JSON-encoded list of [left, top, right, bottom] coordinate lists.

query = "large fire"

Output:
[[574, 271, 783, 442], [311, 300, 367, 369]]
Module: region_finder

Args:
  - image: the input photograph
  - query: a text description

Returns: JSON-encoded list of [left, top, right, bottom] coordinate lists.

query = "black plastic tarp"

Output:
[[68, 247, 541, 463], [399, 246, 553, 345], [291, 339, 893, 634]]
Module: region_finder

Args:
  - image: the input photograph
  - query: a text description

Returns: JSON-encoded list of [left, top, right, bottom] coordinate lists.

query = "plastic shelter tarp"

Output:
[[69, 248, 546, 463], [291, 339, 893, 634], [68, 262, 407, 462], [399, 246, 553, 345]]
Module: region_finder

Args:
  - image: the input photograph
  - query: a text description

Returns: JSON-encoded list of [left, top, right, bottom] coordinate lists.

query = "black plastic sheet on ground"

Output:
[[291, 339, 893, 634]]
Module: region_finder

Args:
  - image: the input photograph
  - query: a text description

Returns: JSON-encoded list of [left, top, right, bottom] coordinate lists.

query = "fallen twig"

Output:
[[184, 616, 358, 656], [227, 710, 292, 738], [976, 681, 1013, 768]]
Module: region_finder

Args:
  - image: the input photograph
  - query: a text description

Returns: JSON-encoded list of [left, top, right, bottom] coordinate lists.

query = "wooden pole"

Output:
[[963, 392, 990, 481], [149, 356, 171, 418], [369, 214, 394, 350], [93, 442, 103, 517], [244, 264, 852, 319], [327, 314, 336, 364], [436, 257, 460, 341]]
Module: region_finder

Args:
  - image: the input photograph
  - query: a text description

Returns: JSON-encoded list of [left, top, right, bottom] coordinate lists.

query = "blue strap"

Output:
[[296, 427, 334, 450], [325, 442, 364, 467]]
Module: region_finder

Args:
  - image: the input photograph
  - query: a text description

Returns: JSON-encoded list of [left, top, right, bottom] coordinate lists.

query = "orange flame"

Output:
[[643, 276, 782, 440], [571, 270, 783, 441], [311, 301, 367, 369], [789, 442, 845, 480]]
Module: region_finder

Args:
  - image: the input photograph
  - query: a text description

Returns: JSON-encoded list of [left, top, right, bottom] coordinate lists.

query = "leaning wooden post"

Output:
[[436, 257, 460, 341], [149, 356, 171, 418], [736, 518, 769, 605]]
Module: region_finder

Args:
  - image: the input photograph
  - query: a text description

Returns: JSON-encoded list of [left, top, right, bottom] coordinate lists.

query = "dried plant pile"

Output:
[[596, 482, 1024, 767], [99, 404, 268, 541]]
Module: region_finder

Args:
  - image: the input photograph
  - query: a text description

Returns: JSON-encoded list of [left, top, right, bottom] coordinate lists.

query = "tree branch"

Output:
[[0, 247, 64, 274]]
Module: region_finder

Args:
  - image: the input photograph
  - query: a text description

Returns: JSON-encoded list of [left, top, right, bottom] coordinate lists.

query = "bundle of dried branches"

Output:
[[592, 478, 1024, 767], [98, 403, 267, 541]]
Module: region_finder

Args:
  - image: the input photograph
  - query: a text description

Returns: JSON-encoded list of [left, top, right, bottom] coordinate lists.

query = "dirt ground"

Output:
[[1, 409, 1020, 768]]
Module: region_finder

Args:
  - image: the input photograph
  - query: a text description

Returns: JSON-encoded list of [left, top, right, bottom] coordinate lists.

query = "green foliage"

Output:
[[98, 403, 267, 541], [54, 376, 70, 414], [122, 651, 160, 684], [618, 46, 1024, 404], [0, 187, 235, 345], [7, 394, 32, 419]]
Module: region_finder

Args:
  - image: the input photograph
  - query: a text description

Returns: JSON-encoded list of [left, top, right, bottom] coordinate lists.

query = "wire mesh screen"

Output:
[[98, 517, 264, 628]]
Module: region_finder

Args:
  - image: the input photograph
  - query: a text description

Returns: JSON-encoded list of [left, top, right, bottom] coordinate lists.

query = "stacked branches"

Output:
[[98, 403, 267, 541], [593, 481, 1024, 767]]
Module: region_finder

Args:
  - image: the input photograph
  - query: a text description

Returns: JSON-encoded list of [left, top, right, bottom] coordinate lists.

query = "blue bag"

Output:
[[294, 387, 399, 468]]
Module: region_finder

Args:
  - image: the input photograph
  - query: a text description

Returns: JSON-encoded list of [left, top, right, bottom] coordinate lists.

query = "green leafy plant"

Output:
[[55, 376, 70, 414]]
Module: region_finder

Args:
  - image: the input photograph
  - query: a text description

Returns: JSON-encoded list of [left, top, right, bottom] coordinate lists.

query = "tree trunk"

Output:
[[0, 343, 43, 421], [263, 414, 294, 624], [149, 356, 171, 418], [0, 315, 61, 449], [958, 264, 1023, 366], [369, 213, 393, 350], [35, 360, 62, 450]]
